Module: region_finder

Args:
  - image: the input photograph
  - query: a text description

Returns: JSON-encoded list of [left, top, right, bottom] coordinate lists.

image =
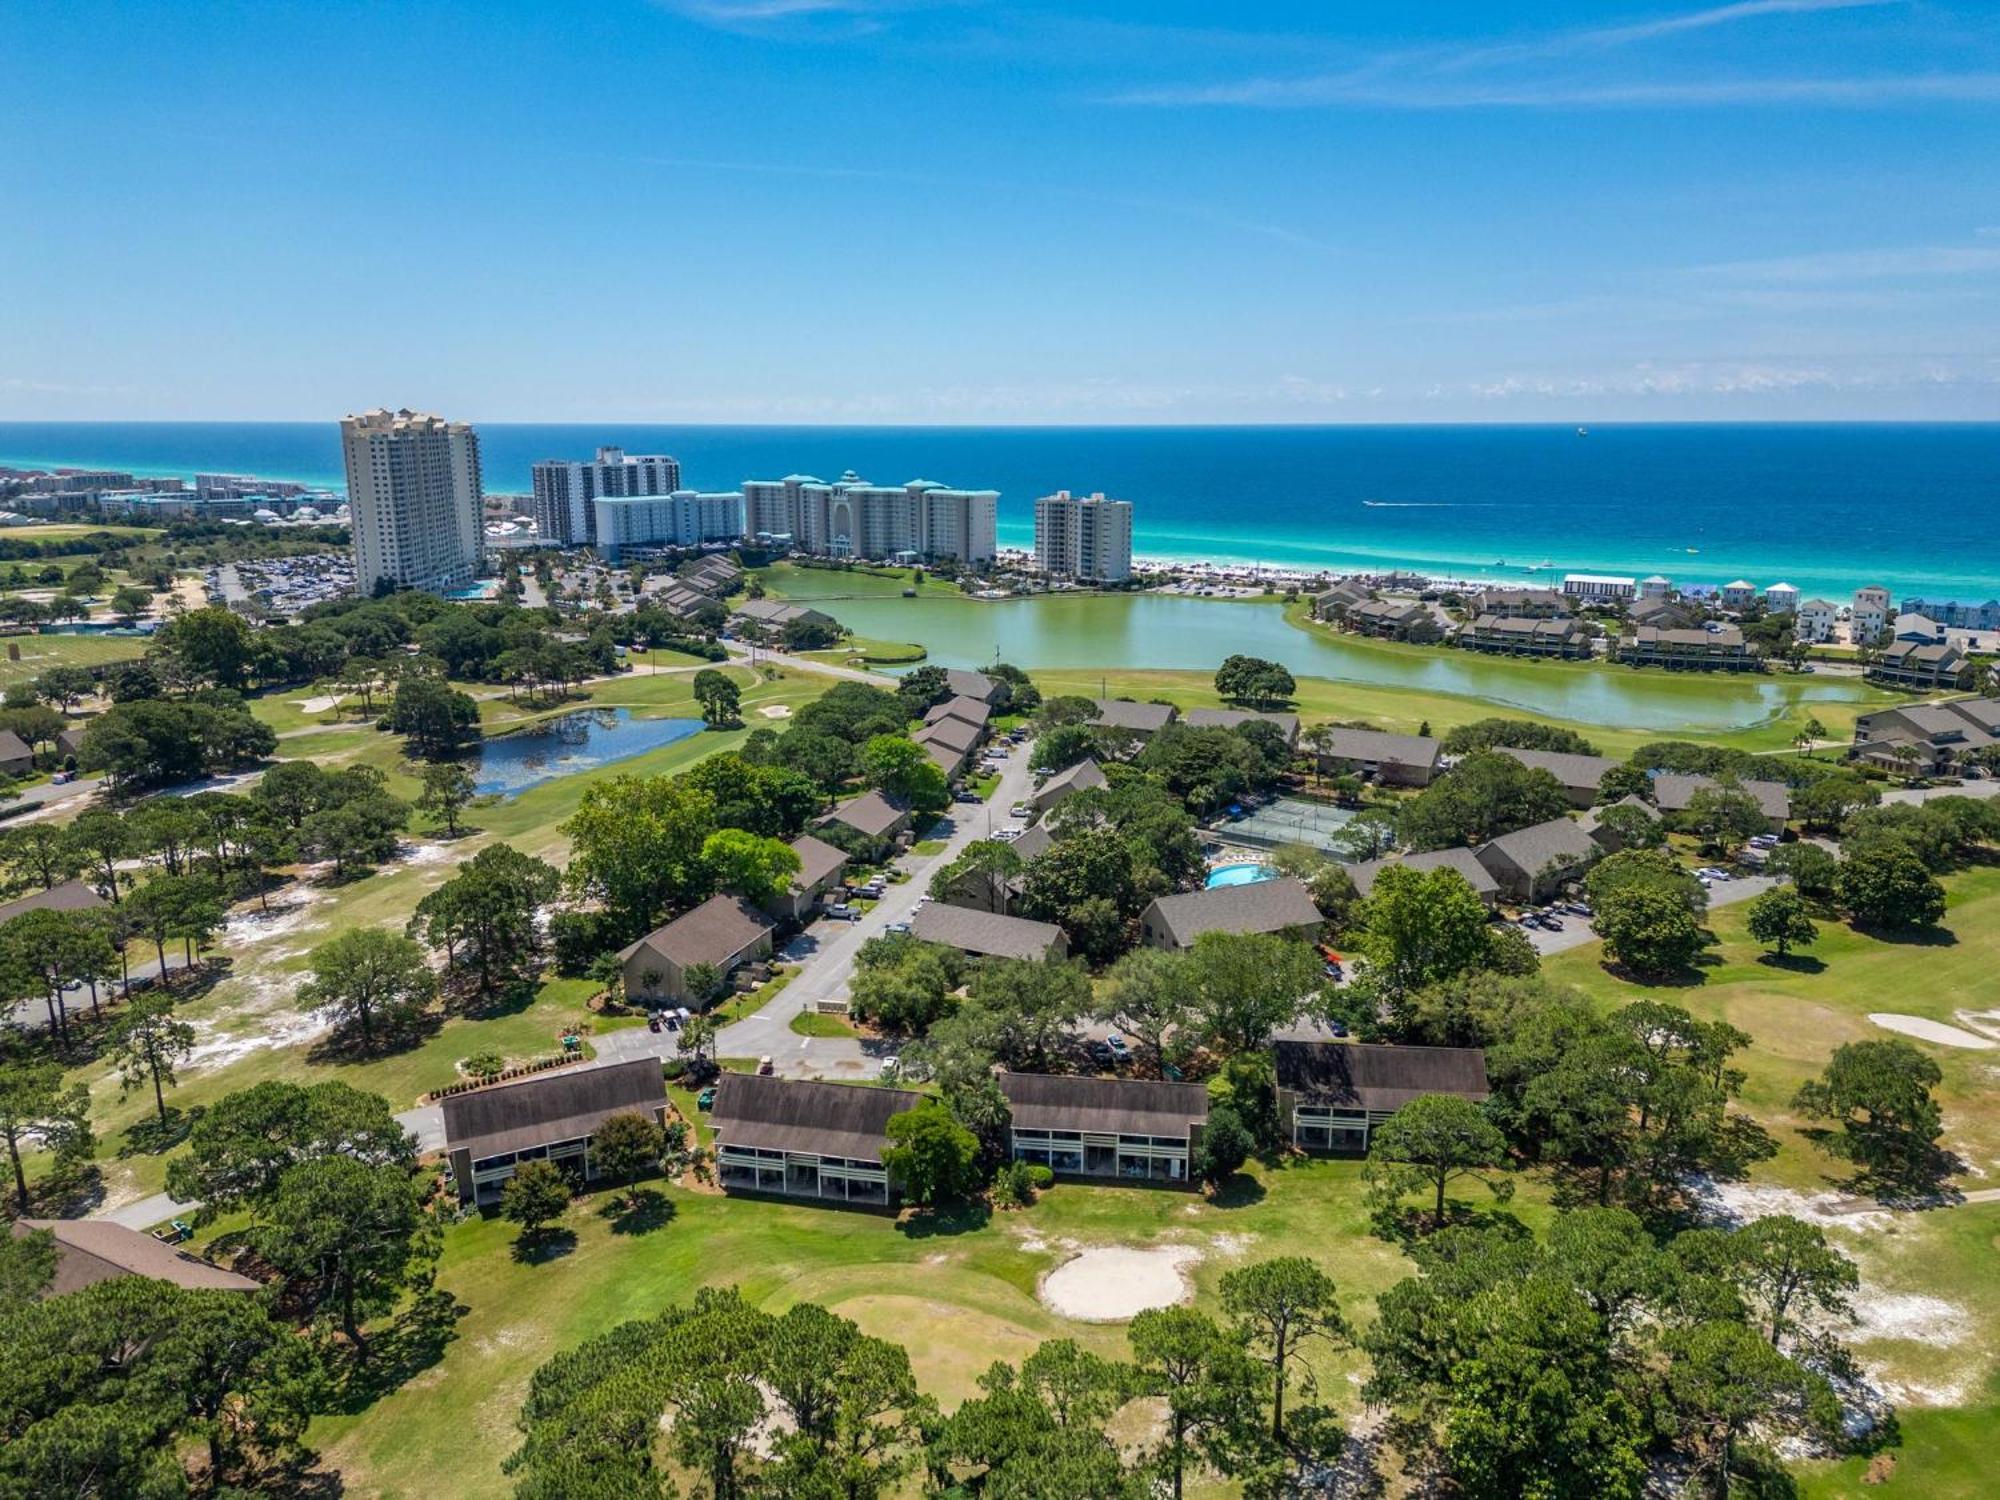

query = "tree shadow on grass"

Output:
[[601, 1187, 676, 1236], [116, 1106, 198, 1158], [1756, 952, 1827, 975], [1849, 922, 1958, 948], [305, 1010, 444, 1068], [332, 1287, 468, 1413], [1368, 1200, 1528, 1252], [1206, 1173, 1267, 1210], [897, 1199, 992, 1239], [510, 1226, 579, 1265], [1808, 1131, 1969, 1209], [1599, 959, 1709, 989]]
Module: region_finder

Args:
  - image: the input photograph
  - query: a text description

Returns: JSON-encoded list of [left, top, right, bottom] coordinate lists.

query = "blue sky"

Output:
[[3, 0, 1996, 423]]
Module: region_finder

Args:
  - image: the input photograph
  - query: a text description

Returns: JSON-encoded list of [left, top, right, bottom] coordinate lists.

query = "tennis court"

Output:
[[1216, 797, 1357, 852]]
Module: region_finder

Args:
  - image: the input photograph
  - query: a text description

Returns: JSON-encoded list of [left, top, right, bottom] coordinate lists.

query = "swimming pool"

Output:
[[1205, 861, 1275, 889]]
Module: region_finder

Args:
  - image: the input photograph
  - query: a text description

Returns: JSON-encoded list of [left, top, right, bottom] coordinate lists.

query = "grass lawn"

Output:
[[788, 1008, 855, 1037], [307, 1153, 1556, 1498], [802, 633, 927, 667], [911, 837, 948, 855], [756, 561, 964, 601], [1545, 863, 2000, 1495], [0, 630, 148, 686]]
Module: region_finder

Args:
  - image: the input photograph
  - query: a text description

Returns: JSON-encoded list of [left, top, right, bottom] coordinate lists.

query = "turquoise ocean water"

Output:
[[2, 422, 1995, 601]]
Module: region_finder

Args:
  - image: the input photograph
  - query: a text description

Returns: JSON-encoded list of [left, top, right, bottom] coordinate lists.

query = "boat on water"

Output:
[[1576, 426, 1590, 436]]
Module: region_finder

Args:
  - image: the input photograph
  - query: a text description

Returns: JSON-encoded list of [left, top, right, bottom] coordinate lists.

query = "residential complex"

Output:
[[339, 408, 484, 595], [741, 472, 997, 563], [593, 490, 747, 561], [530, 446, 683, 546], [1033, 490, 1133, 583]]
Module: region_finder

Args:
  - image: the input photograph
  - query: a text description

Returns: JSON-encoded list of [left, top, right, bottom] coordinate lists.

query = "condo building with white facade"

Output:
[[1033, 490, 1133, 583], [530, 447, 683, 547], [594, 490, 747, 561], [340, 408, 484, 595], [741, 471, 996, 564], [1561, 573, 1638, 603], [1852, 585, 1893, 644], [1764, 582, 1798, 613]]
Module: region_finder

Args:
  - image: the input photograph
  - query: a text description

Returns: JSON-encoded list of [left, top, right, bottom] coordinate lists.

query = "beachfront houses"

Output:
[[1562, 573, 1638, 604], [442, 1059, 669, 1206], [1852, 586, 1893, 644], [998, 1072, 1209, 1186], [1902, 598, 2000, 632], [1618, 624, 1756, 671], [1349, 847, 1500, 906], [1795, 598, 1839, 643], [619, 895, 776, 1005], [710, 1073, 923, 1206], [1765, 583, 1799, 613], [1458, 613, 1592, 659], [1472, 817, 1601, 903], [1720, 580, 1757, 610], [1139, 877, 1322, 950], [1496, 747, 1620, 808], [1639, 575, 1674, 601], [1868, 641, 1974, 692], [1310, 726, 1442, 787], [1274, 1042, 1490, 1154], [1850, 700, 2000, 773], [909, 903, 1069, 962]]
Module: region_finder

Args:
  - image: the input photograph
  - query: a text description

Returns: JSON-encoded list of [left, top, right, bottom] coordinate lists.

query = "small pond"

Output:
[[473, 709, 704, 796]]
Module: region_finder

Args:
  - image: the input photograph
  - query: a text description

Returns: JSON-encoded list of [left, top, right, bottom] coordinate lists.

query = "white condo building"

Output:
[[1034, 490, 1133, 583], [1561, 573, 1638, 603], [1796, 598, 1839, 643], [594, 491, 747, 561], [741, 472, 996, 564], [340, 408, 484, 595], [531, 447, 683, 547], [1852, 585, 1892, 644]]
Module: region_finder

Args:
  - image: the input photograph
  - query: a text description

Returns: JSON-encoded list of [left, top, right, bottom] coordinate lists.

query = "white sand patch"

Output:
[[1689, 1178, 1894, 1233], [1954, 1009, 2000, 1042], [183, 1004, 334, 1072], [294, 694, 339, 713], [759, 704, 793, 719], [219, 890, 330, 950], [1851, 1292, 1970, 1347], [1039, 1246, 1201, 1322], [1867, 1013, 1996, 1049], [399, 841, 457, 868]]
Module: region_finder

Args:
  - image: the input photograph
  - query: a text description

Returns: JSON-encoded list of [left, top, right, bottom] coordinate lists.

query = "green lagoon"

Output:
[[769, 577, 1888, 734]]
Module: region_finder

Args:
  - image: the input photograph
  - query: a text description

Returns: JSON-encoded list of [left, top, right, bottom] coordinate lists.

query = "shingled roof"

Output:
[[787, 834, 849, 893], [1183, 707, 1301, 742], [621, 895, 775, 972], [911, 903, 1066, 960], [441, 1058, 666, 1164], [1496, 746, 1620, 795], [1091, 698, 1178, 735], [1273, 1041, 1490, 1111], [709, 1074, 923, 1162], [15, 1219, 260, 1296], [1142, 876, 1322, 947], [999, 1072, 1209, 1136], [821, 789, 911, 839], [1310, 725, 1442, 771], [1649, 772, 1790, 822], [926, 696, 992, 729], [1349, 847, 1499, 901], [0, 879, 106, 925]]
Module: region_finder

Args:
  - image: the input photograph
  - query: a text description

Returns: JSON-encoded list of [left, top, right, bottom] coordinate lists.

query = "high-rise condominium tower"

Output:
[[530, 446, 683, 547], [1034, 490, 1132, 583], [340, 408, 484, 595], [740, 472, 997, 563]]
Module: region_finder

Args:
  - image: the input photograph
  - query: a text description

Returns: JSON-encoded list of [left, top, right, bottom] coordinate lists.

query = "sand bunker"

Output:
[[294, 694, 340, 713], [759, 704, 794, 719], [1867, 1014, 1997, 1050], [1039, 1246, 1200, 1322]]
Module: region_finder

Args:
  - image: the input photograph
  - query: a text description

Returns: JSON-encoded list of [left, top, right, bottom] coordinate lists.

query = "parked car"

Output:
[[1086, 1039, 1114, 1067], [1106, 1035, 1131, 1062], [696, 1086, 717, 1111], [955, 790, 980, 803], [1009, 803, 1029, 818], [757, 1056, 775, 1076], [884, 920, 912, 935], [647, 1013, 662, 1033], [825, 903, 857, 920], [879, 1055, 902, 1080]]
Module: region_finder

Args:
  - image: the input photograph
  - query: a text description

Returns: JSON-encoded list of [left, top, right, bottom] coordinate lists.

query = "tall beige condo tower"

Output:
[[341, 408, 484, 594], [1034, 490, 1133, 583]]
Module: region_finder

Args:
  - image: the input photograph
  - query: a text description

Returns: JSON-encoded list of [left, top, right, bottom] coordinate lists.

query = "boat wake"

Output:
[[1361, 500, 1492, 508]]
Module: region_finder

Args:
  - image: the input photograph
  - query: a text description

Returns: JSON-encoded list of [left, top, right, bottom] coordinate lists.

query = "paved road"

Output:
[[1883, 778, 2000, 806], [1521, 871, 1781, 957], [722, 639, 888, 687], [715, 739, 1041, 1079]]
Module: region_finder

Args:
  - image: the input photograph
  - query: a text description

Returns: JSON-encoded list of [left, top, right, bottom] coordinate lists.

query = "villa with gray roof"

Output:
[[1868, 641, 1973, 692], [1851, 699, 2000, 772], [999, 1072, 1209, 1185], [442, 1058, 669, 1205], [14, 1218, 260, 1297], [1311, 725, 1442, 787], [820, 789, 913, 846], [1619, 624, 1755, 671], [1460, 613, 1591, 659], [1472, 817, 1601, 903], [1275, 1042, 1489, 1152], [619, 894, 776, 1005], [1031, 757, 1108, 815], [1649, 773, 1790, 833], [1091, 698, 1178, 738], [1497, 747, 1621, 808], [945, 667, 1001, 703], [1183, 707, 1301, 746], [1140, 876, 1322, 949], [911, 902, 1068, 961], [1346, 597, 1434, 641], [767, 834, 850, 923], [1349, 847, 1500, 906], [925, 695, 991, 731], [710, 1074, 924, 1206]]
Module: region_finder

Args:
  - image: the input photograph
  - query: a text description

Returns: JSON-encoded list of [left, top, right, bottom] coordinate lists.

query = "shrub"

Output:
[[1026, 1163, 1054, 1190], [464, 1051, 504, 1080], [992, 1160, 1038, 1208]]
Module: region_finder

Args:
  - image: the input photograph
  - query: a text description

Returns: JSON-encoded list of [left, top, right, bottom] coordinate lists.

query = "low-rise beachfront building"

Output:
[[1851, 700, 2000, 773], [1274, 1041, 1490, 1153], [1866, 641, 1973, 692], [1311, 726, 1442, 787], [442, 1059, 669, 1206], [1469, 586, 1569, 618], [767, 834, 850, 924], [619, 895, 776, 1005], [1795, 598, 1839, 643], [1031, 757, 1109, 815], [1346, 597, 1434, 641], [1090, 698, 1178, 741], [1890, 613, 1946, 645], [1719, 580, 1757, 610], [1459, 613, 1592, 659], [1313, 582, 1371, 620], [1852, 586, 1893, 644], [1348, 846, 1500, 906], [1650, 773, 1791, 834], [1901, 598, 2000, 631], [1618, 625, 1755, 671], [710, 1074, 922, 1206], [819, 790, 914, 855], [1473, 817, 1601, 903], [1765, 583, 1799, 613], [998, 1072, 1210, 1185], [910, 903, 1069, 962], [1496, 747, 1621, 808], [1139, 876, 1322, 949], [1182, 707, 1302, 747], [12, 1218, 260, 1297], [1562, 573, 1638, 604], [1638, 575, 1674, 601]]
